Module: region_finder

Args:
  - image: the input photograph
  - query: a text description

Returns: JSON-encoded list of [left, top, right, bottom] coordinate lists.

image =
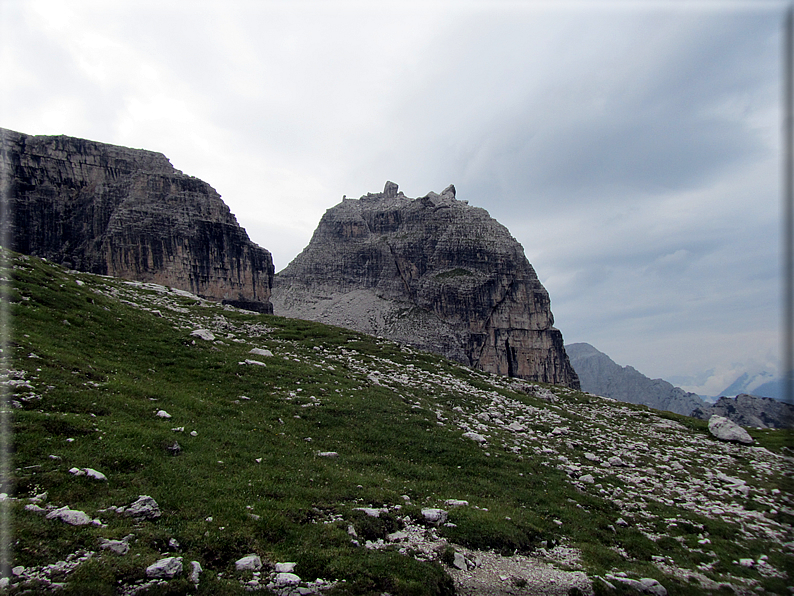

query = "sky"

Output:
[[1, 0, 789, 395]]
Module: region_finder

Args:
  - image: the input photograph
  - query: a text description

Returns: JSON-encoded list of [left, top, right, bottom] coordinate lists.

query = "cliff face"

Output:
[[0, 128, 274, 311], [271, 182, 579, 388], [566, 342, 706, 416]]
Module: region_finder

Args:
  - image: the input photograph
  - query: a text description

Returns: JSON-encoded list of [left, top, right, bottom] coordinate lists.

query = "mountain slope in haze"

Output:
[[718, 372, 785, 401], [565, 342, 706, 416], [5, 250, 792, 595]]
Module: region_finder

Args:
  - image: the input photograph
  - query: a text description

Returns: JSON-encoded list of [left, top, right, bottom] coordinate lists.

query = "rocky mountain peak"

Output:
[[1, 128, 274, 312], [271, 182, 579, 388]]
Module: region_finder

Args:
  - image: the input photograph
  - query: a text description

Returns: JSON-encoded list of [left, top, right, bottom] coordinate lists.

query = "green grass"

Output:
[[2, 251, 792, 595]]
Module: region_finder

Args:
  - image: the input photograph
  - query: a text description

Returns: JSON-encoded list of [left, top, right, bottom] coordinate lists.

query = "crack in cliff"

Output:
[[385, 241, 418, 308], [473, 276, 517, 373]]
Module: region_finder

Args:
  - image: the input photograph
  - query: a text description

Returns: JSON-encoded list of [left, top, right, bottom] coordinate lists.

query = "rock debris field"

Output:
[[2, 255, 792, 595]]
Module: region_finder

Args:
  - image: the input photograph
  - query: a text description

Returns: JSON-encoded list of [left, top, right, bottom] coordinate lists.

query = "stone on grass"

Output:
[[317, 451, 339, 458], [249, 348, 274, 357], [146, 556, 183, 579], [462, 431, 486, 444], [274, 572, 301, 586], [241, 359, 266, 366], [421, 508, 448, 524], [190, 329, 215, 341], [580, 474, 595, 484], [189, 561, 202, 583], [353, 507, 385, 518], [124, 495, 161, 520], [444, 499, 469, 507], [156, 410, 172, 419], [235, 554, 262, 571], [606, 574, 667, 596], [275, 562, 296, 573], [46, 506, 94, 526], [84, 468, 107, 481], [708, 415, 753, 444], [99, 538, 129, 555]]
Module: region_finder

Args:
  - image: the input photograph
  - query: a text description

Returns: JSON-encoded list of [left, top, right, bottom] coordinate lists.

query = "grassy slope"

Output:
[[2, 251, 792, 595]]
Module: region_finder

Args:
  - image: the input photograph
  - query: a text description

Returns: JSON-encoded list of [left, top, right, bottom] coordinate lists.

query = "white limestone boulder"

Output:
[[708, 415, 754, 444]]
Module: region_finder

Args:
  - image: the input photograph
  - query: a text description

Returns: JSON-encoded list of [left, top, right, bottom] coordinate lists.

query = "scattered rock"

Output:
[[421, 508, 448, 524], [241, 359, 266, 366], [275, 562, 297, 573], [317, 451, 339, 458], [453, 552, 472, 571], [235, 554, 262, 571], [191, 329, 216, 341], [249, 348, 274, 357], [46, 506, 96, 526], [606, 574, 667, 596], [124, 495, 161, 520], [274, 572, 301, 586], [99, 538, 129, 555], [185, 561, 201, 585], [146, 556, 183, 579], [83, 468, 107, 481], [156, 410, 172, 419], [444, 499, 469, 507], [463, 431, 487, 444], [353, 507, 385, 518]]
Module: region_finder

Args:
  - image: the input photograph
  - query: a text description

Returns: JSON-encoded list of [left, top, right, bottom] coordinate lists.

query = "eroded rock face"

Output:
[[691, 394, 794, 429], [271, 182, 579, 388], [1, 128, 274, 312]]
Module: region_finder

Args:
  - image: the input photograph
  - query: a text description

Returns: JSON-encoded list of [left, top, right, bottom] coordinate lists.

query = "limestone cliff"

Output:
[[0, 128, 274, 312], [271, 182, 579, 388]]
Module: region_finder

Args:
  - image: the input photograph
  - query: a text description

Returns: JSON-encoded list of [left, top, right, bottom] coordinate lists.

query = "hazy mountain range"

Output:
[[565, 342, 706, 416]]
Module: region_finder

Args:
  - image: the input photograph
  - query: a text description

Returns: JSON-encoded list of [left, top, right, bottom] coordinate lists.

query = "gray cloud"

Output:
[[1, 1, 785, 392]]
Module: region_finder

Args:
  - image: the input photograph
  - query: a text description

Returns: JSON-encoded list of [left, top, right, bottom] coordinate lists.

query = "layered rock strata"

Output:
[[0, 128, 274, 312], [271, 182, 579, 388]]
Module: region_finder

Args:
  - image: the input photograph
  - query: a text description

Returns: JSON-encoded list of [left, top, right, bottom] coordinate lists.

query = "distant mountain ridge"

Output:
[[718, 371, 785, 401], [691, 394, 794, 429], [565, 342, 706, 416]]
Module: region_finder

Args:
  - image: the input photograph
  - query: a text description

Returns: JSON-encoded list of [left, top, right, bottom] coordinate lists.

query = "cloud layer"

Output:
[[1, 1, 786, 393]]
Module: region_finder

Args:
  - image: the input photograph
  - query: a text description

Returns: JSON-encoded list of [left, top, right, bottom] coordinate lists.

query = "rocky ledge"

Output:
[[0, 128, 274, 312], [271, 182, 579, 388]]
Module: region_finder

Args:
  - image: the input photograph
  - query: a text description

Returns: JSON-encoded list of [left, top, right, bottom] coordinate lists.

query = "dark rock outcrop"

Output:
[[271, 182, 579, 388], [566, 342, 706, 415], [692, 394, 794, 429], [0, 128, 274, 311]]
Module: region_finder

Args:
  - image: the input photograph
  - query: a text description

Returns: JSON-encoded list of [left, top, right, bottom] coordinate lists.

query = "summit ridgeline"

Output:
[[272, 181, 579, 388], [0, 128, 274, 312]]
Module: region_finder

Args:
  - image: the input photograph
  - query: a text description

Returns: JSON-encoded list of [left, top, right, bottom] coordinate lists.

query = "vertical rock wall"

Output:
[[1, 128, 274, 312]]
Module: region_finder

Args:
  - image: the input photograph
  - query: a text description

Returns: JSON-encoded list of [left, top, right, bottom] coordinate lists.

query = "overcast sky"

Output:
[[1, 0, 789, 395]]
